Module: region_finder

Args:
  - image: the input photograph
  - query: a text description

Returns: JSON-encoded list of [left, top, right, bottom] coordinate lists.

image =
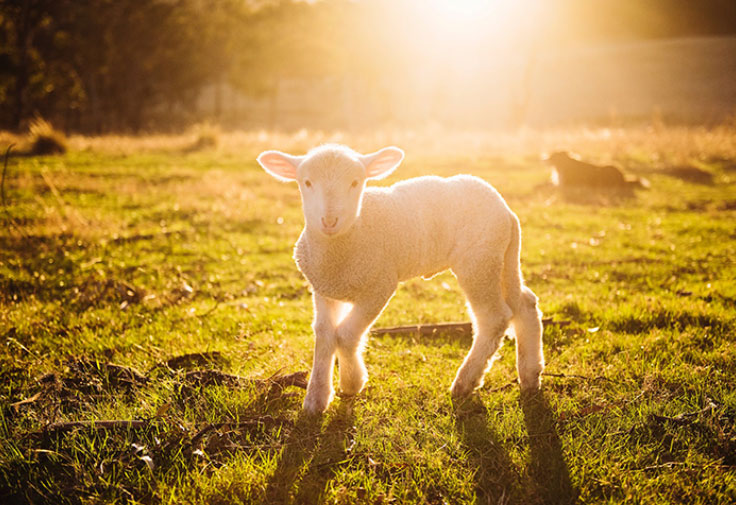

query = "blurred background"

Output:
[[1, 0, 735, 134]]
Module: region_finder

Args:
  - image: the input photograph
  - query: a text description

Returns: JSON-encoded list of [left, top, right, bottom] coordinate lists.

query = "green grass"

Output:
[[1, 130, 736, 504]]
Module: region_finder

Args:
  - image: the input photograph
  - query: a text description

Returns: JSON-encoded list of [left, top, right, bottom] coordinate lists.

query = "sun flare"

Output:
[[427, 0, 492, 18], [425, 0, 540, 28], [418, 0, 543, 50]]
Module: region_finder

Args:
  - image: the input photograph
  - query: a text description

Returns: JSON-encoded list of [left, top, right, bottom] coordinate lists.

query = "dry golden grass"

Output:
[[55, 124, 736, 161]]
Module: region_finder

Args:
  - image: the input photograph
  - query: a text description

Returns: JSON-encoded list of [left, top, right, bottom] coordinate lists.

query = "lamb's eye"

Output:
[[350, 180, 359, 188], [304, 180, 312, 188]]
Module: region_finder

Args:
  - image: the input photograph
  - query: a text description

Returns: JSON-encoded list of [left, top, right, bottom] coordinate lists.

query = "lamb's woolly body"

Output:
[[257, 144, 544, 414], [294, 175, 513, 303]]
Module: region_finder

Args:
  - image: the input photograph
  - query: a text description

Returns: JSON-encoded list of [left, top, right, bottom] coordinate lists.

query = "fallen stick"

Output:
[[649, 403, 717, 426], [541, 372, 621, 384], [370, 318, 570, 337], [10, 391, 42, 410], [371, 322, 472, 337]]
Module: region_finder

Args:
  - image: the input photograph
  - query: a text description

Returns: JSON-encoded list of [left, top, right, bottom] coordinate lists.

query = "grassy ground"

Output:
[[1, 127, 735, 504]]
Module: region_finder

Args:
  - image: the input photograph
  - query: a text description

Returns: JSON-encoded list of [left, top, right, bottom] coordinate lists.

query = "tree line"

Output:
[[1, 0, 735, 133], [0, 0, 336, 132]]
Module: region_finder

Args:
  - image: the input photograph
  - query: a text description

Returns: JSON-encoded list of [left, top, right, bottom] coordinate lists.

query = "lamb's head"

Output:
[[257, 144, 404, 237]]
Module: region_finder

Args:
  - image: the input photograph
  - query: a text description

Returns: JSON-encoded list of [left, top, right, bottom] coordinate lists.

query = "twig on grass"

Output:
[[10, 391, 42, 410], [371, 322, 473, 337], [370, 318, 571, 338], [602, 396, 713, 438], [649, 402, 717, 426]]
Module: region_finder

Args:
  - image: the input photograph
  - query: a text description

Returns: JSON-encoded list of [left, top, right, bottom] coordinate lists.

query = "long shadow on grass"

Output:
[[453, 395, 521, 504], [262, 398, 356, 504], [454, 391, 577, 505], [520, 390, 577, 505]]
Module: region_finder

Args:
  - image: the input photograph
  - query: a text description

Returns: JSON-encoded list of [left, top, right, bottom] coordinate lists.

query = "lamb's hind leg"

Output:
[[451, 263, 513, 398], [513, 286, 544, 392]]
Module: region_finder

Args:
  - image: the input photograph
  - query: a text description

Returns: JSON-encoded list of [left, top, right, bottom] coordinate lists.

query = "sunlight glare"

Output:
[[422, 0, 542, 45], [428, 0, 493, 18]]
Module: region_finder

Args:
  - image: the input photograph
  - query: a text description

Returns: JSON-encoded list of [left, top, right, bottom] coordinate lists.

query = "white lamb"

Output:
[[257, 144, 544, 414]]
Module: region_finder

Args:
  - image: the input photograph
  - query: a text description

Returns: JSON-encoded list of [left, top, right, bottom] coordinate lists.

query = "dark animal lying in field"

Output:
[[544, 152, 649, 190]]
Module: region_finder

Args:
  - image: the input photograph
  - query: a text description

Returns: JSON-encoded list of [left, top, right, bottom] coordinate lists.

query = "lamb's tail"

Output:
[[502, 213, 545, 391]]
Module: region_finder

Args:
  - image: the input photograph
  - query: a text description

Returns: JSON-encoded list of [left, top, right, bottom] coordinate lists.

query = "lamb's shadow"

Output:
[[520, 390, 577, 504], [454, 390, 577, 505], [453, 396, 521, 503], [262, 398, 356, 504]]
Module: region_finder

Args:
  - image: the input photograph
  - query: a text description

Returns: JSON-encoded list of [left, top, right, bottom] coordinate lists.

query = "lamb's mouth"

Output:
[[322, 225, 347, 236]]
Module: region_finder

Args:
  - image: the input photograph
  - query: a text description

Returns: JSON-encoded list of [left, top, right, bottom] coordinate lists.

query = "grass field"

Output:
[[1, 127, 735, 504]]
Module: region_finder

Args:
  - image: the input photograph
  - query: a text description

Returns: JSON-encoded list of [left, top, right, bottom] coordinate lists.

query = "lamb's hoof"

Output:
[[519, 373, 542, 394], [302, 390, 332, 415], [450, 379, 476, 399], [339, 377, 366, 396]]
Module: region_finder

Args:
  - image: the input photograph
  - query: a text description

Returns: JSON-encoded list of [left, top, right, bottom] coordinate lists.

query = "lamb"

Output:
[[257, 144, 544, 414]]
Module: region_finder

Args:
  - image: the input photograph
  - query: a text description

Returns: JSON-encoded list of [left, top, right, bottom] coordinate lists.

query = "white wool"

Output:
[[257, 144, 544, 414], [294, 175, 512, 300]]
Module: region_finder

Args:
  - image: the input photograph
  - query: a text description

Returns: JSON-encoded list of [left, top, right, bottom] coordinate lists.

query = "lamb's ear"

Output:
[[256, 150, 304, 181], [360, 146, 404, 180]]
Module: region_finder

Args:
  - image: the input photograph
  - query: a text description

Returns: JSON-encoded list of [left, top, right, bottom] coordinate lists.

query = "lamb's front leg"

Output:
[[303, 293, 344, 414], [336, 289, 395, 396]]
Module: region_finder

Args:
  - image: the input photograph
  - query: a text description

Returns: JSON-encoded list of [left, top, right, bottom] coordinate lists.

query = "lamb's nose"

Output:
[[321, 217, 338, 228]]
